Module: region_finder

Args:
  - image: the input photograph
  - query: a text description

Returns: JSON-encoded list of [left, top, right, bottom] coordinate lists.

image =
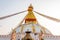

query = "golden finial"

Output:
[[28, 4, 33, 11]]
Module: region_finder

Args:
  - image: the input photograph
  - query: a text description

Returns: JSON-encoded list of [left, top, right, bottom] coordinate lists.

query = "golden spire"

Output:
[[25, 4, 37, 24]]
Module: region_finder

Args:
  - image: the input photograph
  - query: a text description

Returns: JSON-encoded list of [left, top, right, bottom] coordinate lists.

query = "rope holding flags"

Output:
[[0, 10, 27, 20], [34, 11, 60, 22]]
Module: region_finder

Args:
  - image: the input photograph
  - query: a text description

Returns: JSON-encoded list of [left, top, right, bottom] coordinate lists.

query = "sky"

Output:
[[0, 0, 60, 35]]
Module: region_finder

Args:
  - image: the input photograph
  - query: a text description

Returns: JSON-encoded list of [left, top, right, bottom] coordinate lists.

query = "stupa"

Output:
[[0, 4, 60, 40]]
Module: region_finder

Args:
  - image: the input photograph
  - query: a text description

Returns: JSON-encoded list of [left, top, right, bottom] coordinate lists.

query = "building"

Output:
[[0, 4, 60, 40]]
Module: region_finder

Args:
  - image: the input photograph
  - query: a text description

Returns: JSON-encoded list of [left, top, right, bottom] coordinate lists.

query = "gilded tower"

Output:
[[25, 4, 37, 24]]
